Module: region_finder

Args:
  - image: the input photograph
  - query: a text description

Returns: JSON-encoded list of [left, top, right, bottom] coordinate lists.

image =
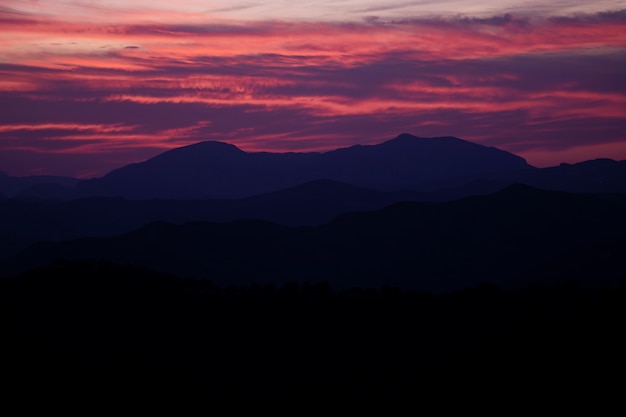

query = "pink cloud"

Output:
[[0, 123, 136, 133], [1, 9, 625, 176]]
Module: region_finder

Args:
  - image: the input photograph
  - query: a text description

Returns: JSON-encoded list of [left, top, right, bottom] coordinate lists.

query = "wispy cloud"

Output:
[[1, 4, 625, 176]]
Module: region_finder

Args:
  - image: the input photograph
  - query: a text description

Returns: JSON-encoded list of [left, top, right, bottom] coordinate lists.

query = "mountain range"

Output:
[[0, 171, 78, 200], [73, 133, 532, 199], [0, 180, 423, 260], [2, 133, 626, 291], [4, 184, 626, 291], [3, 134, 626, 202]]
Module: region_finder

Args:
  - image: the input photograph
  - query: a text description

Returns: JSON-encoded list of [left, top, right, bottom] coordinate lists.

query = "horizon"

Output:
[[4, 133, 624, 180], [1, 133, 625, 180], [1, 1, 625, 177]]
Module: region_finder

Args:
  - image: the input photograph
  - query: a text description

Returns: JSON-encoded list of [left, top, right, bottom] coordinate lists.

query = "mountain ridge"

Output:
[[75, 133, 533, 199], [5, 185, 626, 291], [4, 134, 626, 200]]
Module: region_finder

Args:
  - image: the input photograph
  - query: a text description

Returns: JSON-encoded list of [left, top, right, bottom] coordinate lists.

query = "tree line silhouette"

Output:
[[2, 259, 624, 402]]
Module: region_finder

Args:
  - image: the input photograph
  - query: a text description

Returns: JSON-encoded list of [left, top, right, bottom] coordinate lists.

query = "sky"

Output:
[[1, 1, 625, 177]]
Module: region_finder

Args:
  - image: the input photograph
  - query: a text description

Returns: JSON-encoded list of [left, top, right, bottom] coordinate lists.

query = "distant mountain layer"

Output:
[[504, 158, 626, 194], [0, 171, 78, 199], [75, 134, 532, 199], [0, 177, 553, 261], [0, 180, 425, 260], [5, 185, 626, 292]]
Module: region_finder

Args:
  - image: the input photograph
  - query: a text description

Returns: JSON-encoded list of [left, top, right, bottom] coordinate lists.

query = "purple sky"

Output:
[[1, 1, 625, 177]]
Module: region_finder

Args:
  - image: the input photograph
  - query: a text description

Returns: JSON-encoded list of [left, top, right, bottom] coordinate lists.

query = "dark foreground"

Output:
[[2, 260, 625, 402]]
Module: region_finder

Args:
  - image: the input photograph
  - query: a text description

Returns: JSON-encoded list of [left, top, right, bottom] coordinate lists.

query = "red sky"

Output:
[[1, 2, 625, 177]]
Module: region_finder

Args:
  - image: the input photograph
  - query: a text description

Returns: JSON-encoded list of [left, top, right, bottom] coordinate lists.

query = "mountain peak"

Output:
[[388, 133, 430, 143], [176, 140, 244, 153], [149, 140, 245, 165], [395, 133, 421, 140], [384, 133, 481, 149]]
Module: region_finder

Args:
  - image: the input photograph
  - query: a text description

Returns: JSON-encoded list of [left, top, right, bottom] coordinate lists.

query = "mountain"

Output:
[[0, 179, 428, 260], [75, 134, 533, 199], [506, 158, 626, 194], [410, 158, 626, 196], [0, 171, 78, 199], [0, 179, 450, 262], [5, 136, 626, 202], [5, 185, 626, 291]]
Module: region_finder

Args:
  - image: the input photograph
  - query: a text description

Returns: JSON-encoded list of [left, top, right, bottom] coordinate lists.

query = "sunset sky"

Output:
[[1, 1, 625, 177]]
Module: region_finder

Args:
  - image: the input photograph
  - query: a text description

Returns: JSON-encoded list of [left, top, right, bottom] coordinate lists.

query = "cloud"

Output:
[[1, 7, 625, 176]]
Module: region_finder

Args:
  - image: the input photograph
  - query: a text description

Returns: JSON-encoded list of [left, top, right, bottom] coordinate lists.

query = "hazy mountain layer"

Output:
[[0, 180, 431, 260], [0, 171, 78, 199], [5, 185, 626, 291]]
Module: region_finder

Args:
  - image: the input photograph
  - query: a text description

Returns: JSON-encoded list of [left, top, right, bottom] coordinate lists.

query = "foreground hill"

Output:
[[4, 185, 626, 291], [75, 134, 532, 199], [3, 259, 624, 401]]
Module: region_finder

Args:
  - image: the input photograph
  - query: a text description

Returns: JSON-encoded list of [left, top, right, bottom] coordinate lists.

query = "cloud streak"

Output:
[[1, 4, 625, 176]]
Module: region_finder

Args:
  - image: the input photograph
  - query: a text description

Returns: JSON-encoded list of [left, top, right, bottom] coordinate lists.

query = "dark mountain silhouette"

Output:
[[5, 136, 626, 401], [505, 158, 626, 193], [393, 158, 626, 196], [0, 179, 430, 260], [68, 135, 626, 201], [75, 134, 533, 199], [5, 185, 626, 291], [0, 171, 78, 199], [6, 158, 626, 262], [5, 136, 626, 202], [14, 182, 77, 200]]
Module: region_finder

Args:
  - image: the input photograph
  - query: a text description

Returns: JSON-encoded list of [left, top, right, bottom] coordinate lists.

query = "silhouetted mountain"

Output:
[[410, 158, 626, 197], [229, 179, 426, 225], [507, 158, 626, 193], [6, 137, 626, 203], [15, 183, 77, 200], [0, 180, 429, 260], [0, 171, 78, 199], [5, 185, 626, 291], [75, 134, 532, 199]]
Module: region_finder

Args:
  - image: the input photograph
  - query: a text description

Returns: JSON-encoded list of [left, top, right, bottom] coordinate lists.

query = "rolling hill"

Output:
[[5, 185, 626, 291]]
